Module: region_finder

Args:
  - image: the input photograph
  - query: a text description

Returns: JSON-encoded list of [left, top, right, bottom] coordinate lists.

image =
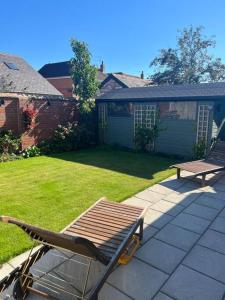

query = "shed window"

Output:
[[108, 103, 131, 117], [134, 104, 156, 131], [197, 104, 210, 144]]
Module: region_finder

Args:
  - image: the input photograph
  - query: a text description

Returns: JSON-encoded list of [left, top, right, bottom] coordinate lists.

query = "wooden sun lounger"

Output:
[[0, 198, 146, 300], [171, 140, 225, 186]]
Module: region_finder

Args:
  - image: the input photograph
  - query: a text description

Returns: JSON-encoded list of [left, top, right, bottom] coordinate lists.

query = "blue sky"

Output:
[[1, 0, 225, 77]]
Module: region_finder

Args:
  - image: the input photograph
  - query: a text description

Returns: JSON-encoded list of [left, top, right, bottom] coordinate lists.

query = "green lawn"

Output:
[[0, 147, 178, 264]]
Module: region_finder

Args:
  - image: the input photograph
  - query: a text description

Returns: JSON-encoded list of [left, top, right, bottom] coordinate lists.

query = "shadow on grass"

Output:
[[48, 147, 180, 180]]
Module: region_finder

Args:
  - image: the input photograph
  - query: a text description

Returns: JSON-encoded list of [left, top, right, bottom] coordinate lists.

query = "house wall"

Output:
[[47, 77, 73, 98], [100, 78, 123, 95], [98, 100, 215, 157], [0, 95, 78, 148]]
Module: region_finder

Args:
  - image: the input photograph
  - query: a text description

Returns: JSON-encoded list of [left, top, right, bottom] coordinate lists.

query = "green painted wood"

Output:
[[106, 116, 134, 148], [155, 119, 197, 157]]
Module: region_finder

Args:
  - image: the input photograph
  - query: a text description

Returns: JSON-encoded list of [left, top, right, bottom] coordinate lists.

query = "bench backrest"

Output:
[[207, 140, 225, 165]]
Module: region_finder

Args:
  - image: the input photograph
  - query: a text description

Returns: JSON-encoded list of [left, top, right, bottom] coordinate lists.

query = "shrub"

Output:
[[0, 130, 21, 154], [39, 122, 94, 154], [135, 125, 161, 152], [0, 153, 23, 163], [193, 140, 207, 159], [22, 146, 41, 158]]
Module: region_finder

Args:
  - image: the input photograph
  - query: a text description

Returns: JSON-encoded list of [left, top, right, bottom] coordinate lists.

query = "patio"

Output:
[[2, 171, 225, 299]]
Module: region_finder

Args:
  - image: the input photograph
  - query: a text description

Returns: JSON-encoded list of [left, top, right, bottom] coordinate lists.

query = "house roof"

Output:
[[97, 82, 225, 102], [111, 73, 150, 88], [39, 61, 107, 82], [0, 53, 62, 97]]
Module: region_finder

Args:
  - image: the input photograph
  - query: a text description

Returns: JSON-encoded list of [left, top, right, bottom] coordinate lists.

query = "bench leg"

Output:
[[139, 219, 144, 241], [202, 174, 206, 187], [177, 168, 181, 179]]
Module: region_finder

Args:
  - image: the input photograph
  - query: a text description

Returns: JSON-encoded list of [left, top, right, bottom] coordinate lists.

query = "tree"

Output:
[[149, 26, 225, 84], [70, 38, 99, 112]]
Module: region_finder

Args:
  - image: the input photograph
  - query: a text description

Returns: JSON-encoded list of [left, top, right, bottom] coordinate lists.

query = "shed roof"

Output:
[[97, 82, 225, 102], [0, 53, 63, 97]]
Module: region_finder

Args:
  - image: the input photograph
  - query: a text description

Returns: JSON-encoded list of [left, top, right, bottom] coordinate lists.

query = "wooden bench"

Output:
[[171, 140, 225, 186], [0, 198, 146, 300]]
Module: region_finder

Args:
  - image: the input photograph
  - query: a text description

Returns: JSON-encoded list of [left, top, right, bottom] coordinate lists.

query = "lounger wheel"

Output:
[[13, 273, 33, 300]]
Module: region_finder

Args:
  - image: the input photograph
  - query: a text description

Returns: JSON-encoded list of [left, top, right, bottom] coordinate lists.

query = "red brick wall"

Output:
[[47, 77, 73, 98], [0, 95, 78, 149]]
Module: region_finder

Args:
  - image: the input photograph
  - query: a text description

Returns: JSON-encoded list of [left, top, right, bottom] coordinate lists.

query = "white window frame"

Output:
[[196, 104, 210, 144]]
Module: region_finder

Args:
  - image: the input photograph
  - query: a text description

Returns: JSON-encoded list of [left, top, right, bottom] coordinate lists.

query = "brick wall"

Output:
[[0, 94, 78, 149], [47, 77, 73, 98]]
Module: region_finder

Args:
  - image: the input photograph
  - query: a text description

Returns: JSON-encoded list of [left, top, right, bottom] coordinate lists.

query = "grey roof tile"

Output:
[[0, 53, 62, 96], [97, 81, 225, 101]]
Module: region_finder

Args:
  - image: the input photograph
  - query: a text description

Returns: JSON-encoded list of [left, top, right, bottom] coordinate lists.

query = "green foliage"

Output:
[[70, 38, 99, 113], [22, 146, 41, 158], [0, 153, 23, 163], [135, 126, 160, 152], [40, 122, 94, 153], [193, 140, 207, 159], [150, 26, 225, 84], [0, 130, 20, 154]]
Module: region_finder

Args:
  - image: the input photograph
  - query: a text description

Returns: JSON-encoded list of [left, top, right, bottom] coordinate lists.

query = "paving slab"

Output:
[[176, 182, 200, 194], [108, 258, 168, 300], [184, 203, 218, 221], [99, 283, 132, 300], [150, 200, 183, 217], [123, 196, 151, 208], [161, 265, 225, 300], [219, 207, 225, 218], [198, 229, 225, 255], [211, 216, 225, 234], [200, 187, 225, 201], [153, 292, 174, 300], [158, 178, 185, 189], [171, 212, 210, 234], [144, 208, 173, 229], [163, 191, 201, 207], [212, 182, 225, 192], [155, 223, 199, 251], [136, 238, 186, 274], [148, 184, 175, 195], [142, 223, 158, 244], [195, 193, 225, 210], [135, 189, 163, 204], [183, 245, 225, 284]]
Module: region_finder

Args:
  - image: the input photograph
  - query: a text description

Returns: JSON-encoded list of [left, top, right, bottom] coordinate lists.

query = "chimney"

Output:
[[140, 71, 144, 79], [99, 61, 105, 73]]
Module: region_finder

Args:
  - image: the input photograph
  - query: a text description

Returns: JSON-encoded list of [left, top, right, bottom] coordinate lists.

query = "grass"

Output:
[[0, 147, 178, 264]]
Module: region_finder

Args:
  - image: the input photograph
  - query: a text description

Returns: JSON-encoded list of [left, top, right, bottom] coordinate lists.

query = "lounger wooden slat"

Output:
[[64, 230, 119, 250], [80, 215, 132, 231], [171, 140, 225, 186], [91, 207, 137, 222], [96, 202, 142, 217], [71, 224, 125, 241], [85, 211, 135, 226], [75, 220, 129, 237], [0, 198, 146, 300], [66, 227, 122, 245], [98, 200, 143, 213]]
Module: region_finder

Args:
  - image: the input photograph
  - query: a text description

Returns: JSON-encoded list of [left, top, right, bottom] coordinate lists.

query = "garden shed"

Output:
[[96, 82, 225, 157]]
